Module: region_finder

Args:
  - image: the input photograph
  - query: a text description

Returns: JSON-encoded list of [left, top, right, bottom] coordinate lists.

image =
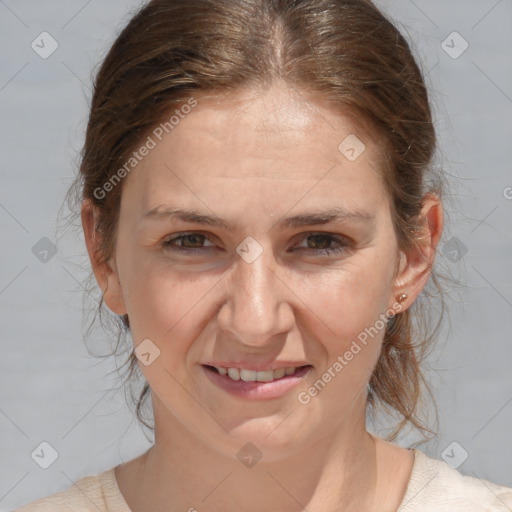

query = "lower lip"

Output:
[[202, 365, 312, 400]]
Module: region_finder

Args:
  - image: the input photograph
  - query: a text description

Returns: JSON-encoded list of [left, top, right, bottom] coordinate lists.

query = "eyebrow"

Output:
[[142, 205, 375, 232]]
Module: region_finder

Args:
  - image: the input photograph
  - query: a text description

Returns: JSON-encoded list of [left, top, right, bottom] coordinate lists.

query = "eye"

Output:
[[161, 231, 350, 257], [162, 232, 216, 252], [292, 233, 350, 256]]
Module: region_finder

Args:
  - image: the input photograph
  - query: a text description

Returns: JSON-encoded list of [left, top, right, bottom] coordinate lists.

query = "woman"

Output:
[[16, 0, 512, 510]]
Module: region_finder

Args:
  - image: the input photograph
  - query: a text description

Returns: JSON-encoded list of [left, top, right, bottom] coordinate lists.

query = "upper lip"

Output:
[[202, 362, 311, 371]]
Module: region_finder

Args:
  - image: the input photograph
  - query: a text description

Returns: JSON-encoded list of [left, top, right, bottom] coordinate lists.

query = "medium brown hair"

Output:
[[69, 0, 450, 443]]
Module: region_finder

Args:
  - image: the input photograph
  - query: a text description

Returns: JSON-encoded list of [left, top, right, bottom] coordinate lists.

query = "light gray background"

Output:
[[1, 0, 511, 509]]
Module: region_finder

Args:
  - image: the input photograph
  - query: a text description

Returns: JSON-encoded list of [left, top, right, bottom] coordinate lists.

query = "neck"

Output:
[[126, 396, 383, 512]]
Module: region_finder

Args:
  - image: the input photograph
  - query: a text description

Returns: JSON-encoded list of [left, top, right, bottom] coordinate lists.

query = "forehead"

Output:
[[122, 82, 390, 216]]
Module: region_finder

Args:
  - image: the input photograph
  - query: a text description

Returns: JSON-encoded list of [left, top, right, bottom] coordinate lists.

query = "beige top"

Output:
[[14, 449, 512, 511]]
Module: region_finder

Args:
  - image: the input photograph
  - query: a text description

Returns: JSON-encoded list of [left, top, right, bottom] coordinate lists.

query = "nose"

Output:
[[217, 245, 294, 349]]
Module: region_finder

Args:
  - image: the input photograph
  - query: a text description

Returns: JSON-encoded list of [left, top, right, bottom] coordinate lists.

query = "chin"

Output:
[[216, 417, 311, 461]]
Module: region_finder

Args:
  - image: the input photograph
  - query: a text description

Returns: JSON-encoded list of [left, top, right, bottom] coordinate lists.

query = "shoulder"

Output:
[[13, 466, 130, 512], [398, 449, 512, 512]]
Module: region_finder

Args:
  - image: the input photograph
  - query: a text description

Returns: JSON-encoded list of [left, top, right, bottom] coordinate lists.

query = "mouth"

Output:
[[201, 364, 312, 400], [206, 364, 309, 382]]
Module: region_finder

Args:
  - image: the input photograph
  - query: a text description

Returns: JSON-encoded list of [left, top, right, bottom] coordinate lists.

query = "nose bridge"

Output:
[[219, 244, 291, 345]]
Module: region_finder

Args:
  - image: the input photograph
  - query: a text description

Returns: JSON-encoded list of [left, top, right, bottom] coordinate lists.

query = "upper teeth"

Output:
[[216, 366, 298, 382]]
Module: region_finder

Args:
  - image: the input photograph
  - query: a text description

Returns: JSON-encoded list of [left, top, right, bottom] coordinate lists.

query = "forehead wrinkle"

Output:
[[140, 205, 376, 236]]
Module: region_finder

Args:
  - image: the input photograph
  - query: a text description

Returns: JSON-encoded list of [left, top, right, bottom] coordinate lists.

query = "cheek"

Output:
[[298, 259, 393, 342], [296, 271, 388, 415], [119, 255, 219, 355]]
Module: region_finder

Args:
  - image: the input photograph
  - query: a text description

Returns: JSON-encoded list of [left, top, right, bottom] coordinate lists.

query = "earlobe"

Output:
[[100, 270, 127, 316], [81, 199, 127, 315], [388, 193, 443, 311]]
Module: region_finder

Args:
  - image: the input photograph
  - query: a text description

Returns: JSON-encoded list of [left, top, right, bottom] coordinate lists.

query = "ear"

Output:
[[387, 193, 443, 312], [81, 199, 127, 315]]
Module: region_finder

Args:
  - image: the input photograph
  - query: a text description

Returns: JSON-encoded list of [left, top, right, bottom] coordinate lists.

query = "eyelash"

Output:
[[162, 232, 350, 257]]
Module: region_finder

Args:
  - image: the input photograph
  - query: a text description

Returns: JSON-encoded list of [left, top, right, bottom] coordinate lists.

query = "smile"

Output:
[[213, 366, 300, 382], [202, 364, 312, 400]]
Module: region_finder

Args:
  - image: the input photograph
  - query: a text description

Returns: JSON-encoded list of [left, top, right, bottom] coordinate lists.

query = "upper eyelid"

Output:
[[293, 233, 348, 244], [165, 231, 217, 243]]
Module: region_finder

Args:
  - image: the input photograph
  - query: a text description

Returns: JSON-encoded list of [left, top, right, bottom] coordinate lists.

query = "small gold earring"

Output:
[[397, 293, 408, 304]]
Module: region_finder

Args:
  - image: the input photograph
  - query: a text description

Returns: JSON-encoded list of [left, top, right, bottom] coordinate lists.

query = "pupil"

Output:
[[184, 234, 204, 247], [309, 235, 329, 249]]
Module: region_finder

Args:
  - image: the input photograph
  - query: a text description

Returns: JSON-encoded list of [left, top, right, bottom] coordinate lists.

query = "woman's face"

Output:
[[101, 82, 410, 459]]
